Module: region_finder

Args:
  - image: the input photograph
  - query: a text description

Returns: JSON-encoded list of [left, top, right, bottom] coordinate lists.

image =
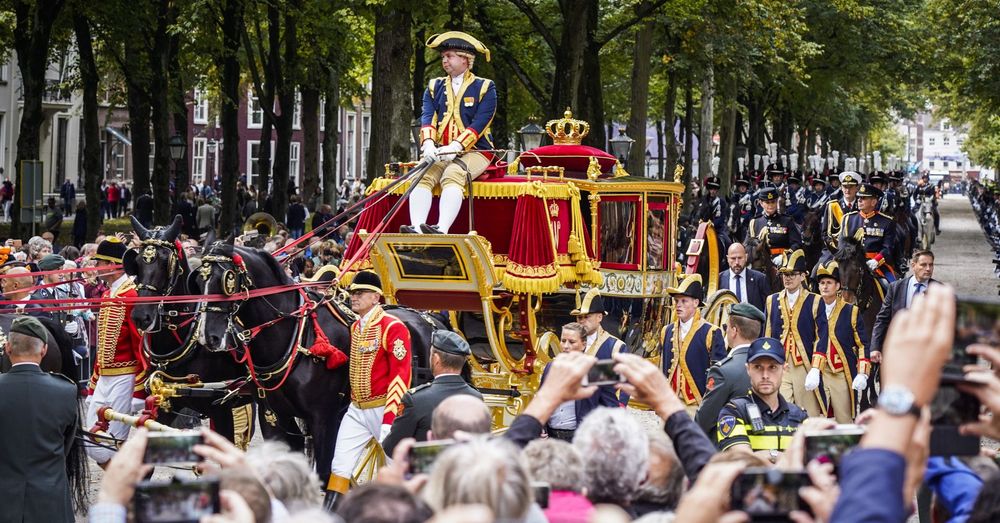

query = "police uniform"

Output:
[[746, 186, 802, 256], [821, 171, 861, 257], [408, 31, 496, 235], [694, 303, 766, 438], [326, 271, 412, 506], [661, 274, 726, 414], [381, 330, 482, 455], [839, 183, 898, 281], [717, 337, 807, 453], [764, 250, 828, 416], [84, 238, 147, 465], [813, 261, 871, 422]]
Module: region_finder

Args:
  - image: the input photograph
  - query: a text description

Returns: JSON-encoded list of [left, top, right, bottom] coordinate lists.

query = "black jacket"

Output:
[[719, 268, 769, 314], [0, 364, 78, 523], [871, 276, 940, 353], [382, 374, 482, 455]]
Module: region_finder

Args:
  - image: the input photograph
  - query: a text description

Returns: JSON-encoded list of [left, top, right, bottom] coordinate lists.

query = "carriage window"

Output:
[[598, 198, 638, 267], [388, 244, 469, 281], [646, 209, 667, 270]]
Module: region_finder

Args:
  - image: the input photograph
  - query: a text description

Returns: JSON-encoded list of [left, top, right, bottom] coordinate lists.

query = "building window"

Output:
[[113, 146, 125, 179], [192, 138, 207, 183], [957, 138, 964, 146], [289, 141, 300, 187], [149, 142, 155, 176], [193, 90, 209, 124], [247, 140, 274, 187], [943, 136, 950, 146], [346, 113, 356, 179], [248, 89, 264, 129], [320, 99, 326, 132], [928, 137, 935, 146], [0, 63, 7, 82], [929, 160, 935, 168], [361, 114, 370, 176], [292, 92, 302, 130], [943, 121, 951, 131]]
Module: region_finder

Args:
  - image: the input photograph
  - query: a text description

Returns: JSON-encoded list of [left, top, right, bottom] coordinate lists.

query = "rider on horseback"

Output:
[[746, 185, 802, 268], [728, 173, 754, 240], [820, 171, 861, 264], [839, 184, 898, 283], [701, 176, 730, 242]]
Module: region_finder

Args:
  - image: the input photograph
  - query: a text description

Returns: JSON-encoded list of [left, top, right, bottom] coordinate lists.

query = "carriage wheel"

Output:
[[702, 289, 739, 329]]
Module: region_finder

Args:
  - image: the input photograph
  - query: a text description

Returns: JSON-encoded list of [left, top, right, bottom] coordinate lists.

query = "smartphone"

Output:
[[134, 478, 220, 523], [803, 426, 865, 474], [143, 432, 204, 465], [407, 439, 456, 476], [731, 468, 811, 521], [531, 481, 551, 509], [930, 381, 982, 456], [950, 296, 1000, 379], [582, 359, 625, 387]]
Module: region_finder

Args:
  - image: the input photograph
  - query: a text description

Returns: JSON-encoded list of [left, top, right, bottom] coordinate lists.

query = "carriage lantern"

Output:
[[517, 120, 546, 151], [609, 127, 634, 163]]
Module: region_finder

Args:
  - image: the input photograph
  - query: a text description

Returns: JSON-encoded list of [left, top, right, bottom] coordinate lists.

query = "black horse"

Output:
[[744, 231, 782, 293], [125, 216, 255, 446]]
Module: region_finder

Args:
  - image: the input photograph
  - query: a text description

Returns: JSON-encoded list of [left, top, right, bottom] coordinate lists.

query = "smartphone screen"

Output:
[[731, 468, 811, 520], [951, 296, 1000, 378], [583, 359, 624, 387], [930, 383, 981, 426], [804, 426, 864, 473], [143, 432, 204, 464], [134, 478, 220, 523], [408, 439, 455, 476]]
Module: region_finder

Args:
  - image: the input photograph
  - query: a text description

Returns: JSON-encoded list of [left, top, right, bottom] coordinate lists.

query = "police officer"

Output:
[[716, 336, 807, 462], [809, 260, 871, 423], [746, 185, 802, 267], [821, 171, 861, 262], [840, 183, 898, 282], [660, 274, 726, 414], [695, 303, 765, 438], [764, 249, 828, 417], [381, 330, 483, 455]]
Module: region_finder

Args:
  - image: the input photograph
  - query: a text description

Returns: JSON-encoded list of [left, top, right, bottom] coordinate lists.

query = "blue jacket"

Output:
[[840, 211, 898, 267], [420, 71, 496, 151], [660, 317, 726, 403], [831, 449, 907, 522]]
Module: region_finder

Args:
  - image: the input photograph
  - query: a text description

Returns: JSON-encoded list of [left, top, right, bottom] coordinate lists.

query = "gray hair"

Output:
[[8, 332, 45, 357], [574, 407, 650, 505], [523, 438, 584, 491], [27, 236, 52, 257], [430, 394, 491, 439], [245, 440, 321, 511], [422, 438, 533, 522], [634, 430, 685, 510]]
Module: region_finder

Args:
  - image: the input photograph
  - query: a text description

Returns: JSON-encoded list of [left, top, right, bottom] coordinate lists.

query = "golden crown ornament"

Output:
[[546, 108, 590, 145]]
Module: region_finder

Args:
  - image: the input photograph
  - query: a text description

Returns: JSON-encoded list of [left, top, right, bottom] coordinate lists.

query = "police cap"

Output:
[[747, 337, 784, 364]]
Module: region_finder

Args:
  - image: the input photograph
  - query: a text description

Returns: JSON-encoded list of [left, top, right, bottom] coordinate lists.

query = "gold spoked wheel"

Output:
[[702, 289, 738, 329]]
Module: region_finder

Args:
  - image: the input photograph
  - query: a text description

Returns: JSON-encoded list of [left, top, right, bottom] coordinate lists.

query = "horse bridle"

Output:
[[129, 237, 190, 334], [198, 252, 254, 316]]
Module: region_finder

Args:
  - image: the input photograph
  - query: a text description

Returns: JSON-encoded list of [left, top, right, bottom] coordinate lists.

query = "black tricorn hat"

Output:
[[426, 31, 491, 62], [571, 288, 606, 316]]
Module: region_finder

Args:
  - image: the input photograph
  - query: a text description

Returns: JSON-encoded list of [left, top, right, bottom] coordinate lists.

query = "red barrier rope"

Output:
[[0, 264, 123, 279]]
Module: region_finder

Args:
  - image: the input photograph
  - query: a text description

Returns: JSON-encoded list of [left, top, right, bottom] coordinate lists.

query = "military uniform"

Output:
[[661, 274, 726, 413], [840, 184, 898, 281], [821, 173, 861, 257], [381, 331, 482, 455], [746, 186, 802, 255], [764, 250, 828, 416]]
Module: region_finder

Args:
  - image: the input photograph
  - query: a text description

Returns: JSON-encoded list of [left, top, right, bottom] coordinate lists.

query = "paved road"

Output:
[[931, 194, 997, 296]]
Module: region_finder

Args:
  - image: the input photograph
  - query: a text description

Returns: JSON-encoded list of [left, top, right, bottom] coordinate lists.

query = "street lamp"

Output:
[[645, 150, 652, 177], [517, 120, 546, 151], [609, 127, 634, 162], [168, 133, 187, 204]]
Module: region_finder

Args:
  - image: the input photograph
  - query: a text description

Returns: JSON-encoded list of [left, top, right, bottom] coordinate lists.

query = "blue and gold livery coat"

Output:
[[765, 290, 828, 409], [660, 313, 726, 405], [814, 297, 870, 412], [420, 71, 497, 151]]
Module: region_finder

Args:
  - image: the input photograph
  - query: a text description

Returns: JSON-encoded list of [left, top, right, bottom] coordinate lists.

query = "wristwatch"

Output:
[[768, 449, 779, 463], [878, 385, 921, 417]]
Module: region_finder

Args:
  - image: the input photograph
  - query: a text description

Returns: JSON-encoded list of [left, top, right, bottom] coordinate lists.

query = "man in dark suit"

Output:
[[0, 316, 78, 523], [694, 303, 765, 439], [719, 242, 769, 313], [381, 330, 483, 454], [871, 249, 937, 362]]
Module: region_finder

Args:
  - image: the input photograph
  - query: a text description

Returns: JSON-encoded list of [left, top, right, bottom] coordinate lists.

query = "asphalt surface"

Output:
[[932, 194, 998, 296]]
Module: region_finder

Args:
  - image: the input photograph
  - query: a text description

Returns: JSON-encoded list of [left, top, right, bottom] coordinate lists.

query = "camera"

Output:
[[930, 380, 982, 456], [407, 439, 456, 476], [949, 296, 999, 380], [803, 425, 864, 475], [134, 477, 219, 523], [143, 432, 204, 465], [582, 359, 626, 387], [731, 468, 811, 521]]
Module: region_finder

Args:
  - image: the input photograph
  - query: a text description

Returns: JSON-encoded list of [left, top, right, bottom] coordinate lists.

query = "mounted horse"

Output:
[[744, 230, 782, 293], [800, 206, 825, 273], [125, 216, 255, 446]]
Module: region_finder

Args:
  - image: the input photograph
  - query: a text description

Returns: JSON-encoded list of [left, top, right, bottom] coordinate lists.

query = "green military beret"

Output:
[[38, 254, 66, 271], [11, 316, 48, 344], [431, 330, 471, 357], [730, 302, 765, 324]]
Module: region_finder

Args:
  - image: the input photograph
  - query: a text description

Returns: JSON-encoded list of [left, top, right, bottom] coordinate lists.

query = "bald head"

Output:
[[430, 394, 491, 440], [2, 267, 34, 300], [727, 243, 747, 274]]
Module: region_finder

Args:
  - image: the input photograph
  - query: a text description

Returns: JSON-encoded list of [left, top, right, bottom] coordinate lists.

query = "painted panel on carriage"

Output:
[[388, 244, 470, 281]]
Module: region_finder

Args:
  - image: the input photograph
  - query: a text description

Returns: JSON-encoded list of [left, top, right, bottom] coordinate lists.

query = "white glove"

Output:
[[804, 368, 821, 391], [772, 255, 783, 267], [852, 373, 868, 391], [435, 141, 463, 162], [379, 423, 392, 443], [421, 140, 437, 161], [64, 321, 79, 336], [866, 259, 879, 271]]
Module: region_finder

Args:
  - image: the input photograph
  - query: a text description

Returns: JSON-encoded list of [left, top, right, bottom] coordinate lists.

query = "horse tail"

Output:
[[38, 316, 76, 377], [69, 399, 91, 513]]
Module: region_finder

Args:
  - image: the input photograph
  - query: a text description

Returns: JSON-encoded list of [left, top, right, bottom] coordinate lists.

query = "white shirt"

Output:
[[548, 400, 578, 430], [824, 300, 836, 318], [585, 331, 598, 352], [729, 270, 748, 302], [679, 316, 694, 340], [450, 74, 464, 96], [785, 289, 801, 308], [359, 307, 378, 330], [110, 274, 131, 296], [906, 276, 929, 307], [11, 362, 40, 368]]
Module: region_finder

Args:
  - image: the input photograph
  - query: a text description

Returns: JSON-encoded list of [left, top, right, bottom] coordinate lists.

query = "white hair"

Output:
[[574, 407, 650, 504], [245, 440, 321, 511]]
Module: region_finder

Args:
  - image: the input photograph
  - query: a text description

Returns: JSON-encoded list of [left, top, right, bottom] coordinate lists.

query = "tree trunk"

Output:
[[625, 11, 654, 176], [125, 41, 152, 199], [492, 64, 510, 150], [269, 0, 300, 223], [747, 93, 763, 164], [412, 28, 426, 122], [366, 8, 413, 182], [550, 0, 589, 117], [578, 0, 605, 147], [169, 25, 188, 204], [719, 80, 737, 193], [149, 0, 172, 225], [301, 86, 320, 209], [682, 76, 694, 214], [655, 120, 664, 179], [74, 12, 102, 242], [664, 69, 678, 180], [697, 61, 714, 185], [218, 0, 244, 237], [12, 0, 67, 239], [321, 65, 340, 208]]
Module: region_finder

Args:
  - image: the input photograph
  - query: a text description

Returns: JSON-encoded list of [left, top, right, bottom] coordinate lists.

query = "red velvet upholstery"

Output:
[[518, 144, 616, 175]]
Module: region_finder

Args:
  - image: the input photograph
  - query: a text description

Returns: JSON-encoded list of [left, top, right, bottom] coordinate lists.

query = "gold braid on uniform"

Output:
[[349, 307, 385, 406]]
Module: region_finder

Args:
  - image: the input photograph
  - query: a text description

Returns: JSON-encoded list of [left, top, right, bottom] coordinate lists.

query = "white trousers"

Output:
[[84, 373, 142, 464], [330, 404, 384, 478]]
